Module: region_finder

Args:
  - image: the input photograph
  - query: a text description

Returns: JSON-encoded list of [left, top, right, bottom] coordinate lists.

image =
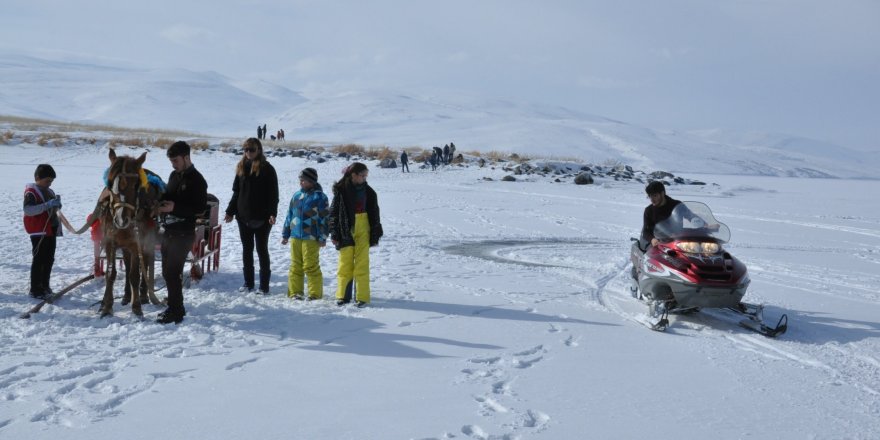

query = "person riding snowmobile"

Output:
[[641, 181, 683, 247]]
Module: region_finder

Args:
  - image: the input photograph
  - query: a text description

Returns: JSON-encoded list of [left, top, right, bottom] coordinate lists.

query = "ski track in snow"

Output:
[[490, 234, 880, 427]]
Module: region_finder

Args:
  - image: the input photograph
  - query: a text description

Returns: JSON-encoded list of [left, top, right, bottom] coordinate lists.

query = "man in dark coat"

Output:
[[157, 141, 208, 324], [400, 151, 410, 173], [641, 181, 681, 247]]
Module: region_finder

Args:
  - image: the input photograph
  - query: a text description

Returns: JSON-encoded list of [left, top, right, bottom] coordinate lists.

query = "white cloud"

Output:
[[446, 52, 470, 64], [652, 47, 692, 60], [575, 75, 640, 90], [159, 24, 217, 47]]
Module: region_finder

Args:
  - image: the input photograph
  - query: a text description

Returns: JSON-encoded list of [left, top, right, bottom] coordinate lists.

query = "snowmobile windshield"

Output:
[[653, 201, 731, 243]]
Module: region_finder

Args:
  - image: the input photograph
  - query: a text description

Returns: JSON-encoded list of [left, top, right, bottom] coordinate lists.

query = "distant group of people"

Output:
[[256, 124, 285, 142], [427, 142, 456, 170], [23, 138, 383, 324]]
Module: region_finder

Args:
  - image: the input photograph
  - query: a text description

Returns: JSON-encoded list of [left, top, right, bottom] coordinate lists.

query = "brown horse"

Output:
[[98, 149, 161, 318]]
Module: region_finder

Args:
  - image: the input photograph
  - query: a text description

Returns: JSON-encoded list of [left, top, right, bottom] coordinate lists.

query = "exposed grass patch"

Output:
[[331, 143, 365, 157], [37, 132, 67, 147], [108, 137, 146, 149], [366, 146, 396, 161], [0, 114, 204, 138]]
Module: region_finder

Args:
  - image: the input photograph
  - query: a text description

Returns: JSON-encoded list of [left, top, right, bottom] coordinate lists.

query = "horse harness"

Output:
[[108, 163, 149, 230]]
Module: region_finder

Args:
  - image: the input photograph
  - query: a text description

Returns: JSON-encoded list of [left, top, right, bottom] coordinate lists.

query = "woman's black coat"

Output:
[[329, 182, 382, 250], [225, 161, 279, 227]]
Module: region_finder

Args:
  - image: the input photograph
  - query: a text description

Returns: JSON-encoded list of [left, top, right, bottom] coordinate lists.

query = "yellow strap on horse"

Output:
[[138, 169, 148, 190]]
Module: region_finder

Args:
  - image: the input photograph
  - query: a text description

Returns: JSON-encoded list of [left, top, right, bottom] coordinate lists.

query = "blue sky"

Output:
[[2, 0, 878, 150]]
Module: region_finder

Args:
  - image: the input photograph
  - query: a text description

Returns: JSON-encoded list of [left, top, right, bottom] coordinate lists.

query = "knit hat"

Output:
[[34, 164, 56, 180], [299, 167, 318, 184]]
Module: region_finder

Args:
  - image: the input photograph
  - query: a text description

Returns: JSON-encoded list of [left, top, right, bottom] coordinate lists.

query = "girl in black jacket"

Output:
[[225, 138, 279, 293], [329, 162, 382, 306]]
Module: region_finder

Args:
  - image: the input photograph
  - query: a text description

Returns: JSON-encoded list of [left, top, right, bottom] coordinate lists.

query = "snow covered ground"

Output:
[[1, 142, 878, 439]]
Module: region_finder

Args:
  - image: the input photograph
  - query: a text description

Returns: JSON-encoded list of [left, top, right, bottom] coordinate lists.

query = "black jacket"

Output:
[[225, 161, 279, 227], [162, 165, 208, 232], [641, 196, 681, 242], [329, 182, 383, 249]]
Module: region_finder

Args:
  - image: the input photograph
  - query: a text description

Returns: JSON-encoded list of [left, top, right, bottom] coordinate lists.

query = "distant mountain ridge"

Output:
[[1, 52, 876, 178]]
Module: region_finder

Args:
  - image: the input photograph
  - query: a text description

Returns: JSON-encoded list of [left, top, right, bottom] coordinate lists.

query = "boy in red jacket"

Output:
[[23, 164, 62, 298]]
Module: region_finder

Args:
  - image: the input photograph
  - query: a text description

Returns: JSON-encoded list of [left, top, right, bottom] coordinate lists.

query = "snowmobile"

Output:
[[629, 201, 787, 337]]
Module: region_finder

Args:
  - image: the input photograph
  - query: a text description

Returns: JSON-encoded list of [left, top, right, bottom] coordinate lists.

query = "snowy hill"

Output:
[[0, 53, 304, 136], [1, 52, 876, 178]]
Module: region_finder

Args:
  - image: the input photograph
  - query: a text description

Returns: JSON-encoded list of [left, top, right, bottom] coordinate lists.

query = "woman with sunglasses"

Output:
[[329, 162, 383, 307], [224, 137, 279, 294]]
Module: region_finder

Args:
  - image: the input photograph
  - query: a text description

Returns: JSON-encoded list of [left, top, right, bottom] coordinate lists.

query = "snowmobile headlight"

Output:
[[676, 241, 701, 253], [701, 242, 720, 254], [676, 241, 721, 254]]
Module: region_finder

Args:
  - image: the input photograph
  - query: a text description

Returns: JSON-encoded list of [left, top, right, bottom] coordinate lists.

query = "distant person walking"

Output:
[[23, 164, 62, 299], [443, 144, 450, 165], [281, 167, 329, 300], [400, 150, 410, 173], [225, 137, 280, 294], [329, 162, 383, 307], [257, 125, 263, 140]]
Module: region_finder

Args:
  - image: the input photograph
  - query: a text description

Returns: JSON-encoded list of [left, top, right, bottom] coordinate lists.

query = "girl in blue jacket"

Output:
[[281, 168, 329, 300]]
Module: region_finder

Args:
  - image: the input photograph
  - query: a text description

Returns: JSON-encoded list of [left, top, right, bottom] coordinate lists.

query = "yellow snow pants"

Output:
[[287, 238, 323, 299], [336, 213, 371, 303]]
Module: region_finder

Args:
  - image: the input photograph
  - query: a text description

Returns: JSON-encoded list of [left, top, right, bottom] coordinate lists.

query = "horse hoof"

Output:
[[99, 311, 113, 318], [121, 299, 130, 306]]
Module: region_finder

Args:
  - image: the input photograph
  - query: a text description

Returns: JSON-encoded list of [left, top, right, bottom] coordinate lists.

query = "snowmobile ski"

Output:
[[20, 274, 96, 319], [738, 313, 788, 337]]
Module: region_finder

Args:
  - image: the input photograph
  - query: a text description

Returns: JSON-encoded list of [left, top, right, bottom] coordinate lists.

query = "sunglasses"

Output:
[[244, 148, 257, 153]]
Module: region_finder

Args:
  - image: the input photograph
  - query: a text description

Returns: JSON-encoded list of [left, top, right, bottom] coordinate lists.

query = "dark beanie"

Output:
[[299, 167, 318, 184], [167, 141, 191, 158], [34, 164, 56, 179]]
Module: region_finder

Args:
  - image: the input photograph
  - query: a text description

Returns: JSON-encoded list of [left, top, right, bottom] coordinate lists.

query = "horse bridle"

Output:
[[108, 163, 143, 230]]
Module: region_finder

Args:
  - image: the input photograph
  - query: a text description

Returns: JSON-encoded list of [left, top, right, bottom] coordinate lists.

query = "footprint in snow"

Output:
[[474, 395, 509, 415], [519, 409, 551, 430], [467, 356, 502, 365], [513, 345, 544, 357], [511, 356, 543, 369], [461, 424, 489, 439], [225, 357, 260, 371]]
